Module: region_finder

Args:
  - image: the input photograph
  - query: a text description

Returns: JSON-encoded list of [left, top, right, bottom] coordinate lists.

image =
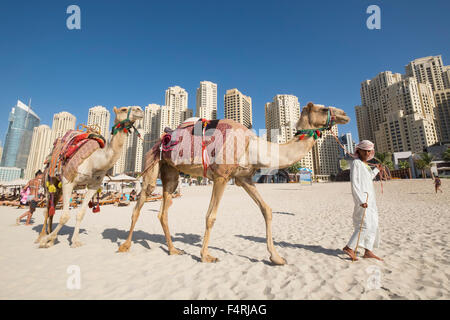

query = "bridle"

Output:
[[294, 107, 336, 140], [111, 108, 142, 139]]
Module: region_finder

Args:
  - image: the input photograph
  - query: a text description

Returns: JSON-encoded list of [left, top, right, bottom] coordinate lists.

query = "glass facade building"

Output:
[[0, 100, 40, 173]]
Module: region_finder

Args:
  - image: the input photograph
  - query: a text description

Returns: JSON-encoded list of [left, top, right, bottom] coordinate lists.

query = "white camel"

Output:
[[37, 106, 144, 248]]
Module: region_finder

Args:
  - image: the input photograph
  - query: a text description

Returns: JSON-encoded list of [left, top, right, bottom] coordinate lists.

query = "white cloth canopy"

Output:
[[346, 159, 380, 251], [107, 174, 136, 182], [3, 179, 28, 186]]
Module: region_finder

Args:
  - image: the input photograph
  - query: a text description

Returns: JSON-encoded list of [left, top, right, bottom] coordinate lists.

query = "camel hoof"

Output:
[[39, 237, 55, 248], [118, 242, 131, 253], [71, 241, 83, 248], [201, 255, 219, 263], [270, 255, 287, 265], [169, 248, 184, 255]]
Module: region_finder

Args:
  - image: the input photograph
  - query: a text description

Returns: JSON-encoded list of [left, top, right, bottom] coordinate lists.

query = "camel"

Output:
[[118, 102, 349, 265], [37, 106, 144, 248]]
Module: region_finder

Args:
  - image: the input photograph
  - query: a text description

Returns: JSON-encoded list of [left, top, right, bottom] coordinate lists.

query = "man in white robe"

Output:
[[343, 140, 383, 261]]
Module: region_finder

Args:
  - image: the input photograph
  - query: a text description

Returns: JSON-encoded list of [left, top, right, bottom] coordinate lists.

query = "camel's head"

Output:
[[113, 106, 144, 124], [297, 102, 349, 130]]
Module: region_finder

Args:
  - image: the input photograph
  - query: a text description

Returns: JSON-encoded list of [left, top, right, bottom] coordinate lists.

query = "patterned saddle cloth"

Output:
[[145, 118, 253, 178], [44, 130, 106, 183]]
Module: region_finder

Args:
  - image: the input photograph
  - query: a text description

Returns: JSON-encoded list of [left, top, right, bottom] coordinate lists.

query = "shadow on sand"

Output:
[[235, 234, 346, 260], [31, 224, 87, 246], [273, 211, 295, 216]]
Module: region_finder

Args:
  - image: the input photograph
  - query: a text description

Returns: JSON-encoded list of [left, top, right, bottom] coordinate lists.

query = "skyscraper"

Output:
[[339, 133, 355, 157], [196, 81, 218, 120], [25, 125, 53, 179], [312, 113, 340, 176], [405, 55, 446, 92], [265, 94, 300, 143], [1, 100, 40, 172], [355, 57, 447, 153], [224, 88, 252, 129], [434, 89, 450, 142], [51, 111, 76, 142], [165, 86, 193, 128], [87, 106, 111, 142]]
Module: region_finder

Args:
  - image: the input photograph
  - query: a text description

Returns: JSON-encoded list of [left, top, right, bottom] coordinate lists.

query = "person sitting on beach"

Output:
[[343, 140, 383, 261], [130, 189, 137, 201], [117, 193, 130, 206], [434, 176, 443, 194], [16, 170, 43, 226]]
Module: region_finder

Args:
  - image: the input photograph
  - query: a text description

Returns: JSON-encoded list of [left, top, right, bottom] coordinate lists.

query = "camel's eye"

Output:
[[120, 107, 128, 112]]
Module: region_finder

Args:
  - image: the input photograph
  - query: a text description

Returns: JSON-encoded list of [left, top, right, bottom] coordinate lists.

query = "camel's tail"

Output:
[[141, 139, 162, 177]]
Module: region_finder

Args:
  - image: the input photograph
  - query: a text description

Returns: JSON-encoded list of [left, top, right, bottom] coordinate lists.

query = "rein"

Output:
[[294, 108, 336, 140], [329, 130, 389, 194]]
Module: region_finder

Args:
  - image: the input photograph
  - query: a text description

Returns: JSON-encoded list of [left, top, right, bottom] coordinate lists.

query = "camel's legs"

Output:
[[158, 163, 183, 255], [200, 177, 227, 263], [71, 187, 98, 248], [235, 176, 286, 265], [39, 182, 75, 248], [35, 191, 61, 243], [118, 162, 159, 252]]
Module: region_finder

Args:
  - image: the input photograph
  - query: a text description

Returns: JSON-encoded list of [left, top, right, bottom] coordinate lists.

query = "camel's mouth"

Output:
[[335, 114, 350, 124]]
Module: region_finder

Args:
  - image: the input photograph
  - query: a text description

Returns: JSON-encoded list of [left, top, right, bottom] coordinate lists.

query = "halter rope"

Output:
[[294, 108, 336, 140], [111, 108, 142, 139]]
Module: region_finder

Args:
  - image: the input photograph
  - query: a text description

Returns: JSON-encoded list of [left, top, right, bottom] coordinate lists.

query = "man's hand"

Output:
[[360, 203, 368, 208]]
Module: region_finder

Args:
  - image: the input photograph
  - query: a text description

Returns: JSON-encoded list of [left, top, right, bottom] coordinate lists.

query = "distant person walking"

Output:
[[434, 176, 443, 194], [16, 170, 43, 226], [343, 140, 383, 261]]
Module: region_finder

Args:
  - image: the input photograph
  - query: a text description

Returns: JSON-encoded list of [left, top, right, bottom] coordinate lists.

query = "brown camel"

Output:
[[118, 102, 349, 265]]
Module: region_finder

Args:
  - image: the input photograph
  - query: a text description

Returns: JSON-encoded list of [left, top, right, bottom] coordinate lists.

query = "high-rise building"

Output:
[[339, 133, 355, 156], [434, 89, 450, 142], [224, 88, 252, 129], [0, 167, 21, 182], [265, 94, 300, 143], [312, 118, 340, 176], [355, 57, 448, 153], [87, 106, 111, 142], [51, 111, 76, 142], [405, 55, 447, 92], [165, 86, 193, 128], [196, 81, 218, 120], [1, 100, 40, 173], [25, 125, 53, 179]]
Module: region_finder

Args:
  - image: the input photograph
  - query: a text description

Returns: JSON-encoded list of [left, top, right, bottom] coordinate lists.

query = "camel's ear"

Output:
[[307, 102, 314, 108], [113, 106, 118, 114]]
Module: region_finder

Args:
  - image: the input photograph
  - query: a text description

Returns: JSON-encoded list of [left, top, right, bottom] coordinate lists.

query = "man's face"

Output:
[[358, 149, 372, 161]]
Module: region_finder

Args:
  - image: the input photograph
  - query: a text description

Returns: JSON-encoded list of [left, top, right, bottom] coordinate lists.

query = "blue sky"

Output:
[[1, 0, 449, 145]]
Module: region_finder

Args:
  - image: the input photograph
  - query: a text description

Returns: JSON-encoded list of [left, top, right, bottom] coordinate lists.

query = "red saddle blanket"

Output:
[[45, 130, 106, 182]]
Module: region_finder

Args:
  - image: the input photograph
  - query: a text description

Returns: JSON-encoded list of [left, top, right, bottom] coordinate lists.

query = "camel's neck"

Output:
[[252, 116, 318, 169], [98, 130, 128, 171]]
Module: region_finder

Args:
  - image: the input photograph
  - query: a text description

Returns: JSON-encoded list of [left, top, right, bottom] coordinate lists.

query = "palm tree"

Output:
[[398, 160, 410, 169], [415, 152, 433, 178], [287, 161, 302, 174], [415, 159, 427, 178], [375, 152, 394, 170], [443, 148, 450, 162], [339, 159, 349, 170]]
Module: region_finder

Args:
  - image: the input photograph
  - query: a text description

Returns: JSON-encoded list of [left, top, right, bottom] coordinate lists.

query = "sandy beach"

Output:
[[0, 179, 448, 300]]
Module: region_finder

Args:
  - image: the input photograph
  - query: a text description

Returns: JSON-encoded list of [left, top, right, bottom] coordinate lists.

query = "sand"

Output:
[[0, 179, 448, 300]]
